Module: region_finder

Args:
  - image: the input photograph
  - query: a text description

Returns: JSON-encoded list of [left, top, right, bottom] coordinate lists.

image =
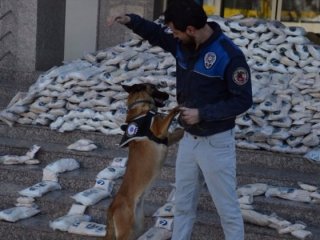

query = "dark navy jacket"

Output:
[[126, 14, 253, 136]]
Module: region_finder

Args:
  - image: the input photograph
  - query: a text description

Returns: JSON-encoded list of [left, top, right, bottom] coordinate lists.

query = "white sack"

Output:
[[19, 181, 61, 198]]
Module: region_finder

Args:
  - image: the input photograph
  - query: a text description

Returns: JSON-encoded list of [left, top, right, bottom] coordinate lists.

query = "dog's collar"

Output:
[[127, 99, 156, 111], [119, 111, 168, 148]]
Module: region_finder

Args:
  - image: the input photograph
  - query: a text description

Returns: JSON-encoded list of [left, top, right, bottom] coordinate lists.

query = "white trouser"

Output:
[[171, 129, 244, 240]]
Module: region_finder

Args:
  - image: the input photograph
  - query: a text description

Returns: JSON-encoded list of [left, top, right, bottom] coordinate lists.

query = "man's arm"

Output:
[[108, 14, 177, 55]]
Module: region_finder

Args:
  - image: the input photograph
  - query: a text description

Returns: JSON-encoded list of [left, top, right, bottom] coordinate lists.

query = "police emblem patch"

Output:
[[126, 122, 138, 137], [204, 52, 216, 69], [233, 67, 249, 85]]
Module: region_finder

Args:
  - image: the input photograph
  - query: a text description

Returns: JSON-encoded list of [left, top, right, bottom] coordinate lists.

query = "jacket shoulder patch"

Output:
[[233, 67, 249, 85], [204, 52, 216, 69]]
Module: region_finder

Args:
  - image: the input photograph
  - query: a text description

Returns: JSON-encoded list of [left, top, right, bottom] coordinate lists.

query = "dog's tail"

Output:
[[106, 208, 115, 240]]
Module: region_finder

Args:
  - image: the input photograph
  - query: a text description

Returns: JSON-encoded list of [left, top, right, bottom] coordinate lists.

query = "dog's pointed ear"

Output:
[[152, 90, 169, 107], [122, 84, 133, 93], [122, 84, 146, 93]]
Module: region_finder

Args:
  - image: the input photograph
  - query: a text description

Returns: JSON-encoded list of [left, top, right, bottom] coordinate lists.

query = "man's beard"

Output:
[[181, 34, 196, 49]]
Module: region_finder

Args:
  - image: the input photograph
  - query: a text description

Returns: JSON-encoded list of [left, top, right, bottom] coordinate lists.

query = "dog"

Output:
[[105, 83, 183, 240]]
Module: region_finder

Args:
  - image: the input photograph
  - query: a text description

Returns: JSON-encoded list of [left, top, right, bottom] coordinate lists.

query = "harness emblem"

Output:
[[233, 67, 249, 85], [204, 52, 216, 69], [126, 122, 138, 137]]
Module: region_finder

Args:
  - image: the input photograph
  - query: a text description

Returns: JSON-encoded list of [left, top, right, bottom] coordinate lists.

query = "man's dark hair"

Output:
[[164, 0, 207, 31]]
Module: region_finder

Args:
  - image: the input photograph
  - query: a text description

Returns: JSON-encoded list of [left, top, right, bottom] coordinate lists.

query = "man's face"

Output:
[[167, 22, 194, 45]]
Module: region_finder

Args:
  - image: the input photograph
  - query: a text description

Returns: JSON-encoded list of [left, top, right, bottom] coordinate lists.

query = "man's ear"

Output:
[[186, 26, 196, 35]]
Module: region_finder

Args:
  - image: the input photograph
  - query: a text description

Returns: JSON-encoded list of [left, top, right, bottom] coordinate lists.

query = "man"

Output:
[[108, 1, 252, 239]]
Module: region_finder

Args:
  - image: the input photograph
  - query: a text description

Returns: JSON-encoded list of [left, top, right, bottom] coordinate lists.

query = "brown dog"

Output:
[[105, 83, 182, 240]]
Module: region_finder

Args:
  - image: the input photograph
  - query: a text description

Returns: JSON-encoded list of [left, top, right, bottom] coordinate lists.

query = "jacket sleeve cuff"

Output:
[[198, 108, 207, 122], [124, 14, 141, 30]]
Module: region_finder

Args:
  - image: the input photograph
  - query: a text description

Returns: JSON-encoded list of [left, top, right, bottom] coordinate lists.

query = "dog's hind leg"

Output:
[[109, 196, 136, 240], [133, 196, 146, 238], [105, 209, 116, 240]]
